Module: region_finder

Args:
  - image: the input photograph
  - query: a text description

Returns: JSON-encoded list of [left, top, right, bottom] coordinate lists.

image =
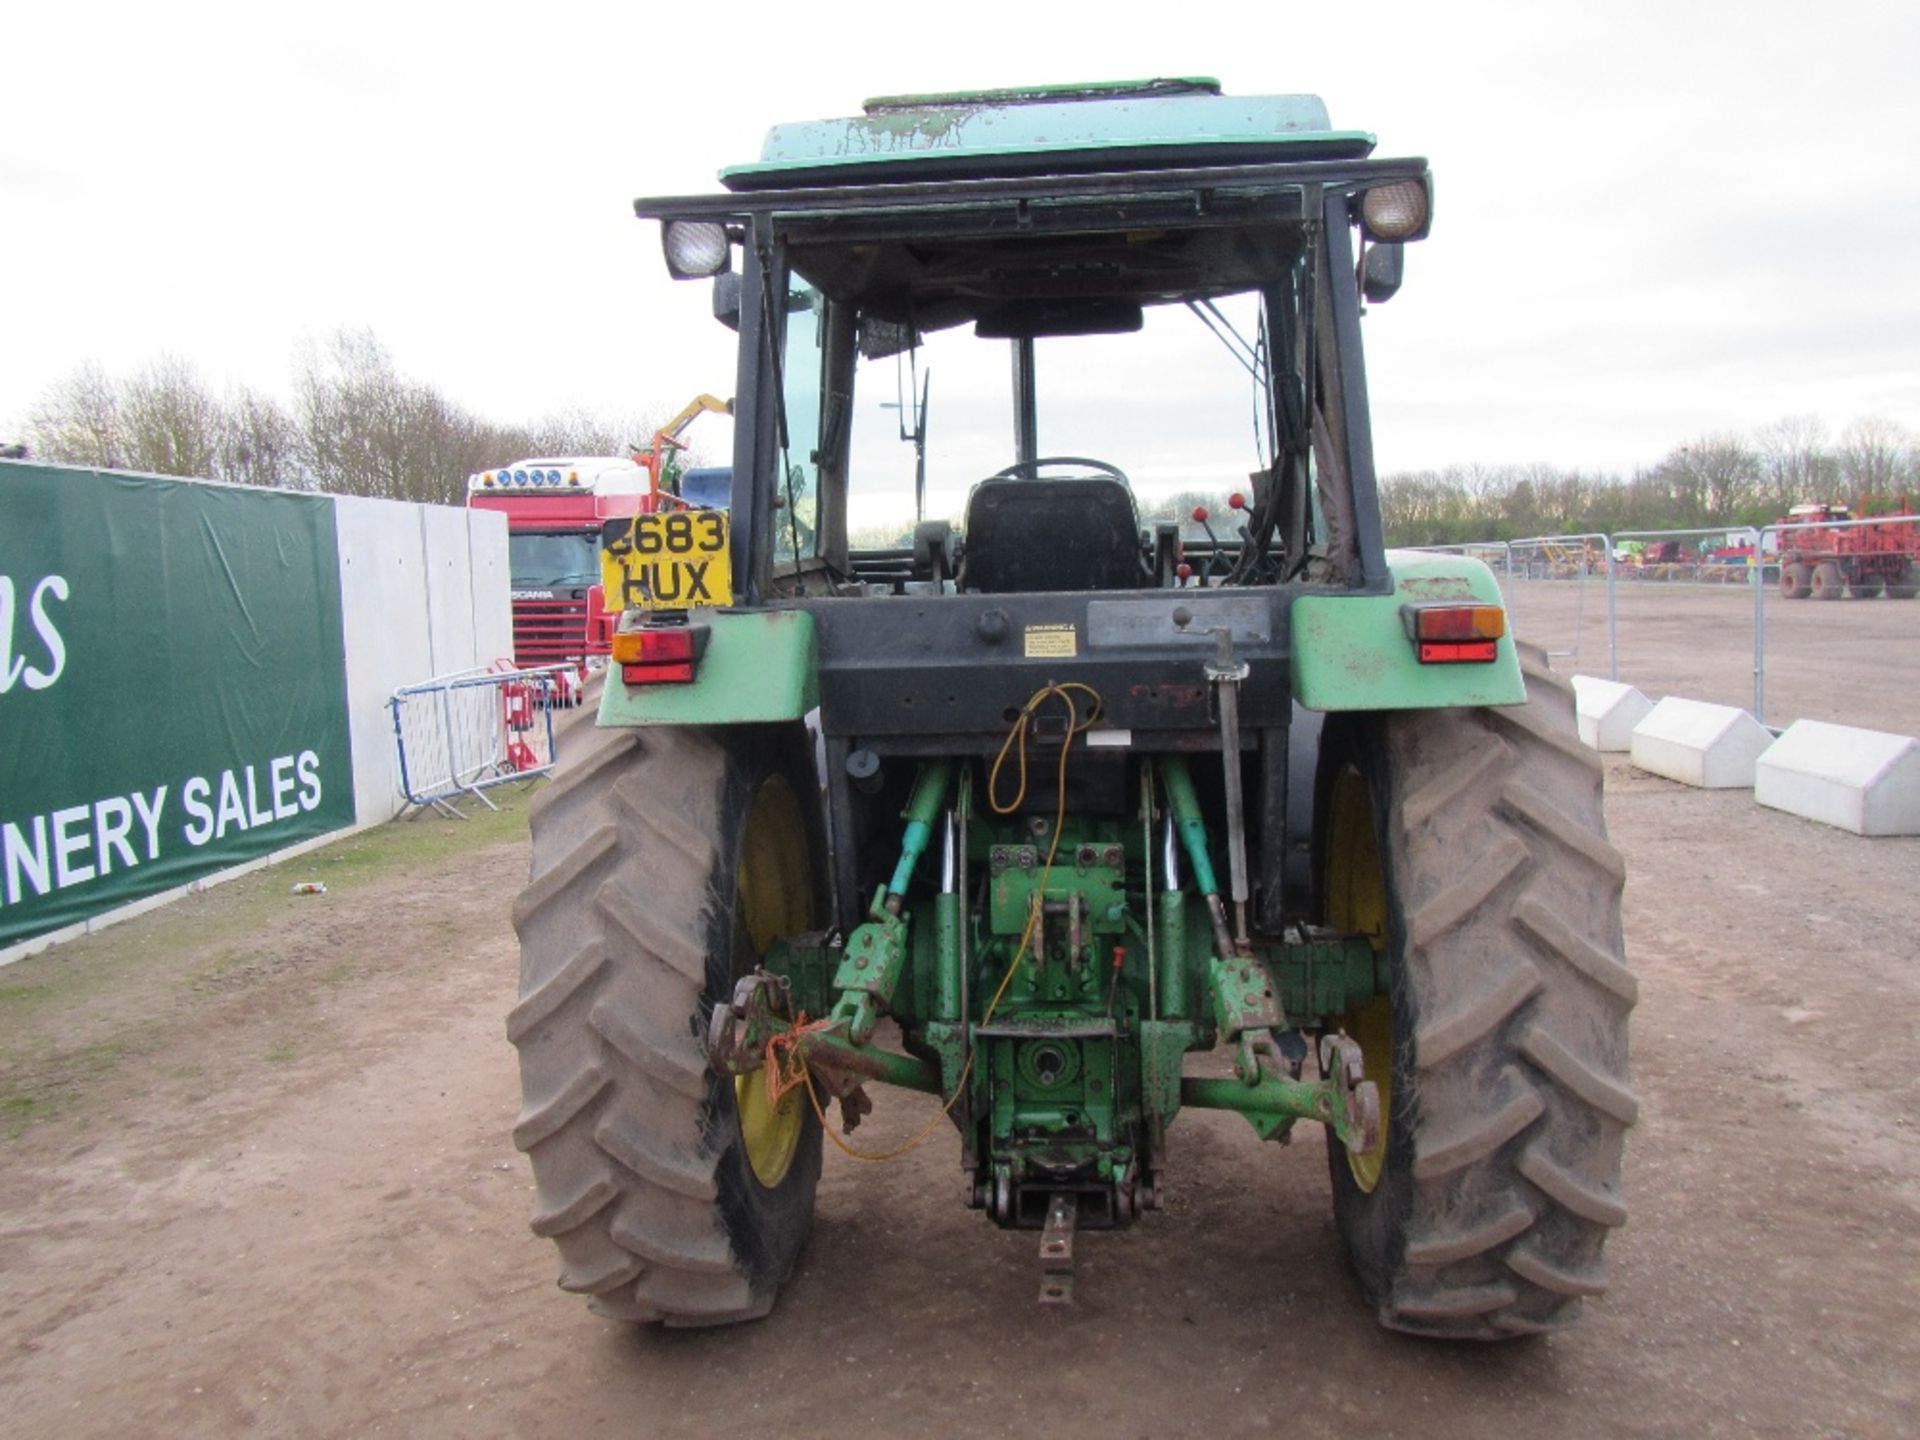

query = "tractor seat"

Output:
[[957, 475, 1149, 594]]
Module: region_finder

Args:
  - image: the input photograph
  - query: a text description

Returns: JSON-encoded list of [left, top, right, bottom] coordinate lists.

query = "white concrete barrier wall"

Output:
[[1629, 697, 1773, 789], [1572, 675, 1654, 752], [1755, 721, 1920, 836], [334, 497, 511, 826]]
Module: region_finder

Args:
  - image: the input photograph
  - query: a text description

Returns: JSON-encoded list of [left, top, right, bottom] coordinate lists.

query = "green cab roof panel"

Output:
[[721, 80, 1375, 191]]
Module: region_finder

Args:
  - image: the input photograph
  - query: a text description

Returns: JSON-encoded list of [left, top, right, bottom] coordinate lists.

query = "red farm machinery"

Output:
[[1775, 501, 1920, 600]]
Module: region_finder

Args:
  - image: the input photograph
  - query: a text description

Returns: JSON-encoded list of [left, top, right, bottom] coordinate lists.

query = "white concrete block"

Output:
[[1572, 675, 1654, 751], [467, 509, 513, 666], [335, 495, 510, 825], [1629, 697, 1773, 788], [1754, 720, 1920, 836]]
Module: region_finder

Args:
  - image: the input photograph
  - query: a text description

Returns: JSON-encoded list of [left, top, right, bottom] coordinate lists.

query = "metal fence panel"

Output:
[[389, 664, 574, 816], [1397, 515, 1920, 729], [1500, 532, 1616, 678]]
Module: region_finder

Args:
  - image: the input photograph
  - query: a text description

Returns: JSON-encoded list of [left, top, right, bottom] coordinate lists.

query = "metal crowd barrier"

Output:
[[1406, 514, 1920, 726], [1504, 532, 1616, 677], [389, 662, 576, 817]]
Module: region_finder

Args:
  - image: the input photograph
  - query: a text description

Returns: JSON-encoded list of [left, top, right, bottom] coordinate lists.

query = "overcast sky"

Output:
[[5, 0, 1917, 494]]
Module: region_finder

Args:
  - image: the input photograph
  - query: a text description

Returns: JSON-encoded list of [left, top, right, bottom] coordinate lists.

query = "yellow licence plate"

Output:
[[602, 510, 733, 611]]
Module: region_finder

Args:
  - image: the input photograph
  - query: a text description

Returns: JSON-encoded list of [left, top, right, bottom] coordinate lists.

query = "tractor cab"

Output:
[[515, 83, 1629, 1340], [628, 79, 1430, 615]]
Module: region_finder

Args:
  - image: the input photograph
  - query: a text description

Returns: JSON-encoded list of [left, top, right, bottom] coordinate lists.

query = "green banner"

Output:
[[1, 463, 354, 948]]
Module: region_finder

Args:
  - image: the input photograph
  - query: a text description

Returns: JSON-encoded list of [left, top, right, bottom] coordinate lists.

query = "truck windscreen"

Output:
[[510, 532, 600, 588]]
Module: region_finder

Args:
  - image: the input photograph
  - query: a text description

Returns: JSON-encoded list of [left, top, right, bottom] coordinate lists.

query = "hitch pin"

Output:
[[1039, 1191, 1077, 1306]]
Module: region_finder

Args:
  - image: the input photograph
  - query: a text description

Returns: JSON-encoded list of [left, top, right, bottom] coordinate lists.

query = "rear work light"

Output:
[[1359, 177, 1432, 242], [663, 220, 732, 279], [610, 620, 709, 685], [1401, 602, 1505, 664]]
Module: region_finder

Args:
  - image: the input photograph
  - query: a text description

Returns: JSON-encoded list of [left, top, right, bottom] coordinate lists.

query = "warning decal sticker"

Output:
[[1023, 624, 1078, 659]]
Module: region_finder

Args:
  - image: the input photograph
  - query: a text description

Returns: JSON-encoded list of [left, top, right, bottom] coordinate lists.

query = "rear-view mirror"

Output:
[[1361, 243, 1405, 304], [712, 273, 742, 332]]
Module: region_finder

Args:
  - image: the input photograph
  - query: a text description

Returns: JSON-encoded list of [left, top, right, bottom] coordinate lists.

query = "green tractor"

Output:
[[510, 80, 1635, 1338]]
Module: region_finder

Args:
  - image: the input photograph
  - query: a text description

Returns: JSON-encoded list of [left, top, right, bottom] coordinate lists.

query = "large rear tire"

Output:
[[510, 721, 824, 1326], [1320, 645, 1637, 1338]]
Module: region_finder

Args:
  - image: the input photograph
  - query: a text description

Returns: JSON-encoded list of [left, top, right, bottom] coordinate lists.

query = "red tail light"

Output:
[[611, 623, 704, 685], [1401, 603, 1505, 664], [1417, 640, 1498, 663]]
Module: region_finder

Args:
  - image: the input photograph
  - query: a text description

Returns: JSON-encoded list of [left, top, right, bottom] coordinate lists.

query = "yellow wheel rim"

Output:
[[1326, 764, 1392, 1194], [736, 1071, 804, 1191], [732, 772, 814, 1190]]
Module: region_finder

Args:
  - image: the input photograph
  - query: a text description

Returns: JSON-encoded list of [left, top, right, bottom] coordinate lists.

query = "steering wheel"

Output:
[[991, 456, 1131, 484]]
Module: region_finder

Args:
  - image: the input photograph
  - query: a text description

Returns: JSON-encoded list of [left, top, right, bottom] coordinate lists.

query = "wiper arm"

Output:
[[1185, 299, 1264, 383]]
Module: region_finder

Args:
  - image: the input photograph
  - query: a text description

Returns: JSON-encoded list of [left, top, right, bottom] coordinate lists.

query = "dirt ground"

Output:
[[4, 677, 1919, 1438], [1504, 577, 1919, 736]]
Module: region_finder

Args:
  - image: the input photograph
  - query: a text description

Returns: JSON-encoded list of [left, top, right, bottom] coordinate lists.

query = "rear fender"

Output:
[[1289, 551, 1525, 711], [597, 609, 819, 727]]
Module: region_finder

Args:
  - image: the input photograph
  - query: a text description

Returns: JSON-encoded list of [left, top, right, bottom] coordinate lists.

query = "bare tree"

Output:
[[1836, 416, 1914, 499], [1645, 435, 1761, 525], [25, 362, 127, 469], [120, 355, 223, 478], [18, 337, 703, 503], [1756, 415, 1837, 511], [221, 384, 306, 489], [295, 329, 487, 504]]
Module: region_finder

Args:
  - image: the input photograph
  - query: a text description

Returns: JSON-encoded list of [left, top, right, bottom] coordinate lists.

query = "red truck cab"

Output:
[[467, 457, 658, 670]]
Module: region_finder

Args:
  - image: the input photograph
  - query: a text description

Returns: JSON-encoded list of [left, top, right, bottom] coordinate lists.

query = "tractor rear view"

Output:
[[509, 79, 1635, 1338]]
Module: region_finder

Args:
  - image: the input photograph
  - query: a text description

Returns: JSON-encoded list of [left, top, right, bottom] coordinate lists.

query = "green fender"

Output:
[[597, 610, 819, 727], [1289, 551, 1526, 711]]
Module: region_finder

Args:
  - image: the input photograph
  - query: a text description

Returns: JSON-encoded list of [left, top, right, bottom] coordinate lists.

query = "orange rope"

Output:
[[799, 1049, 976, 1164], [764, 1013, 834, 1106]]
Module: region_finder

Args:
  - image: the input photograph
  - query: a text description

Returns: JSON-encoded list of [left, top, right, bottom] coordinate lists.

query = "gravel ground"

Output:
[[1, 654, 1916, 1438], [1503, 577, 1919, 735]]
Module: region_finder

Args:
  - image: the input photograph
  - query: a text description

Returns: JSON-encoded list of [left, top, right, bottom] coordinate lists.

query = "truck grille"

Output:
[[513, 598, 590, 664]]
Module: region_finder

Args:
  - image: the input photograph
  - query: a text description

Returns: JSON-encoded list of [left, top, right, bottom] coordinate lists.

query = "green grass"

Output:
[[3, 1094, 57, 1133], [264, 1037, 301, 1065], [0, 1038, 130, 1137], [288, 795, 533, 888], [0, 793, 534, 1141]]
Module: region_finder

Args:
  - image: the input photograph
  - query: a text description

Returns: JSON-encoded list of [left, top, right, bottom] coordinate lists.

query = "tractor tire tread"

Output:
[[512, 721, 817, 1328], [505, 940, 609, 1044], [1505, 1242, 1609, 1297], [1512, 896, 1639, 1005], [1413, 962, 1543, 1071], [1404, 1200, 1536, 1267], [529, 1174, 621, 1238], [1338, 650, 1636, 1338]]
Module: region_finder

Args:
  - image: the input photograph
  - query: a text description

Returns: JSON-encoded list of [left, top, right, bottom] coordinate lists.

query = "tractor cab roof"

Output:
[[720, 78, 1375, 191], [639, 84, 1424, 334]]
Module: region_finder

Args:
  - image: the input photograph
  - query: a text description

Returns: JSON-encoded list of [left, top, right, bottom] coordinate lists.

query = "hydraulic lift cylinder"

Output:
[[1157, 812, 1190, 1019], [886, 760, 955, 913], [934, 813, 962, 1021]]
